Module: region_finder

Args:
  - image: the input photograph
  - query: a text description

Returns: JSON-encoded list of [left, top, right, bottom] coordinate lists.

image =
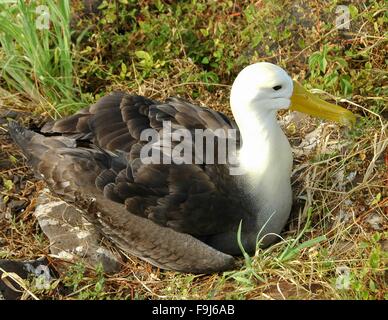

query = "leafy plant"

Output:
[[308, 44, 353, 97]]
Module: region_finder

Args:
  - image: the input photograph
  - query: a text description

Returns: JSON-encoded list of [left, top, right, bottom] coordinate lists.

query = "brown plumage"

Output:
[[8, 92, 255, 273]]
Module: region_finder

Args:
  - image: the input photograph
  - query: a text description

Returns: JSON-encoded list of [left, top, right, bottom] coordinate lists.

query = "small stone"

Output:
[[8, 200, 27, 214], [337, 209, 351, 223], [343, 199, 353, 206], [366, 213, 384, 231], [0, 257, 53, 300]]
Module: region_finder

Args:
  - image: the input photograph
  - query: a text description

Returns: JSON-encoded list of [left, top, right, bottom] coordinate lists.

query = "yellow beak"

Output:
[[290, 81, 356, 126]]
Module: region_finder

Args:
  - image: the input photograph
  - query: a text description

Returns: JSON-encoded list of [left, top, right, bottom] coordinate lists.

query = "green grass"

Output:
[[0, 0, 386, 300], [0, 0, 86, 116]]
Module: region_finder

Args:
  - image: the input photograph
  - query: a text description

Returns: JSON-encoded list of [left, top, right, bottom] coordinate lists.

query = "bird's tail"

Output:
[[8, 121, 36, 152], [7, 121, 42, 162], [7, 121, 67, 170]]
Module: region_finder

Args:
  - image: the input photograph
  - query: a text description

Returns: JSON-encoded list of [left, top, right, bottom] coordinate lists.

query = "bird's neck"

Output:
[[232, 103, 293, 240], [233, 106, 292, 179]]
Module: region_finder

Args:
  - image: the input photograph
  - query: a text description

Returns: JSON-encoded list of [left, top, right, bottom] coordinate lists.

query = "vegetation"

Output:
[[0, 0, 86, 115], [0, 0, 386, 299]]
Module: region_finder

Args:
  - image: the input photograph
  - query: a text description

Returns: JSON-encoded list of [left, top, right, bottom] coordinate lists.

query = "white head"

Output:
[[230, 62, 294, 117], [230, 62, 356, 126]]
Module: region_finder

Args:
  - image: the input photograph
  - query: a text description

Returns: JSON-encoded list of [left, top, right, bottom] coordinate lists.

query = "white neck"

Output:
[[231, 99, 293, 240], [232, 100, 292, 180]]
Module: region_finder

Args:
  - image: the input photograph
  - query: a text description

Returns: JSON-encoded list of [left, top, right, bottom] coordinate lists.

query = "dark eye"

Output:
[[273, 85, 282, 91]]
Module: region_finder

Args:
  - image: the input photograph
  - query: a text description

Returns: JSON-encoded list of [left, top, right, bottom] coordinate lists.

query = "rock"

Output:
[[0, 257, 53, 300], [337, 209, 352, 224], [34, 190, 122, 274], [8, 199, 27, 214], [333, 170, 358, 191], [365, 213, 384, 231]]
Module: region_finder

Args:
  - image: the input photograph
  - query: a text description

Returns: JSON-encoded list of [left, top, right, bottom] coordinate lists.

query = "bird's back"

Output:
[[9, 92, 255, 258]]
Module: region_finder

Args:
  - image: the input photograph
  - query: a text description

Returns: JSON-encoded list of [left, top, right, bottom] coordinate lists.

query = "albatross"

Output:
[[8, 62, 355, 273]]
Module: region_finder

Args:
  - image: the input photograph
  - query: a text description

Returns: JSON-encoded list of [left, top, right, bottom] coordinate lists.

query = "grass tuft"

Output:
[[0, 0, 86, 117]]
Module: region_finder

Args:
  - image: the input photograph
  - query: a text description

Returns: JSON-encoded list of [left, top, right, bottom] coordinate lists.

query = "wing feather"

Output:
[[10, 92, 249, 256]]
